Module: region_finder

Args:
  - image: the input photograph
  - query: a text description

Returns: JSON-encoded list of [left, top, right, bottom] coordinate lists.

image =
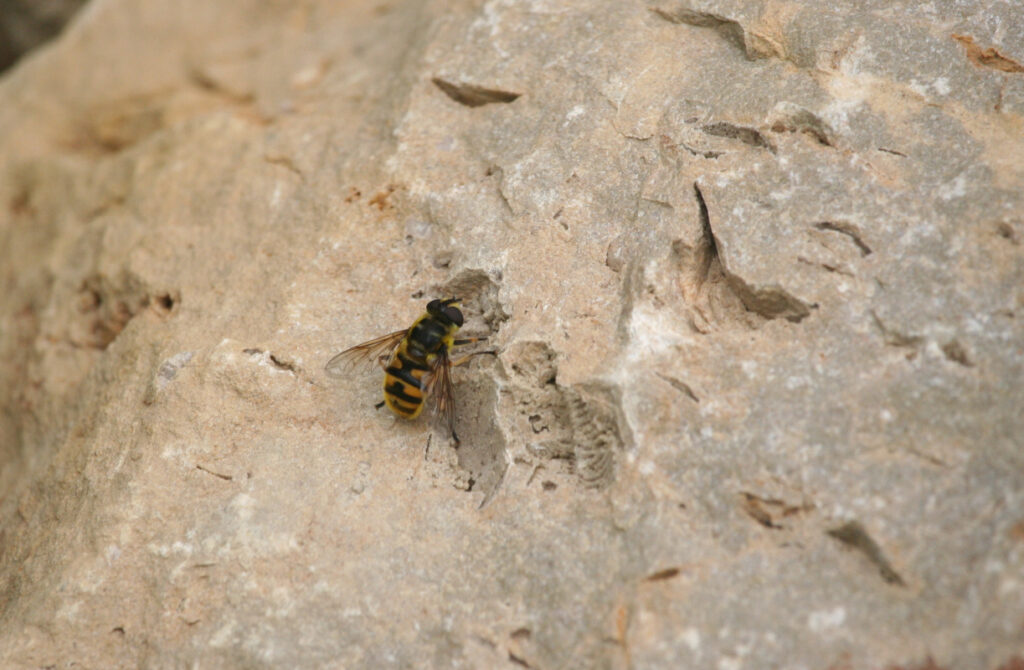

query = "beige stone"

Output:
[[1, 1, 1022, 668]]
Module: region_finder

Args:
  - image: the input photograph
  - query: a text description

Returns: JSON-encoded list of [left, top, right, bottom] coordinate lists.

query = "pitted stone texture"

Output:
[[1, 1, 1022, 669]]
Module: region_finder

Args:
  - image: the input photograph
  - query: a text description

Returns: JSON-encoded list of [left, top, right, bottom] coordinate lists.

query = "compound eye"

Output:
[[443, 306, 464, 327], [426, 299, 441, 312]]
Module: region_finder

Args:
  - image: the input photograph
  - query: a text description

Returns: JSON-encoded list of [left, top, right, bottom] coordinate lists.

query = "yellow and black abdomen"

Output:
[[382, 342, 431, 419], [382, 312, 457, 419]]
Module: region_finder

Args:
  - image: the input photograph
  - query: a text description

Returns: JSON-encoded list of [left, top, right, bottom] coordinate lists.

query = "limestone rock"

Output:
[[1, 0, 1022, 668]]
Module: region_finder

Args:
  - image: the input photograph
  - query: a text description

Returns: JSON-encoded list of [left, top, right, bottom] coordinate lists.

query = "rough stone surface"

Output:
[[1, 1, 1022, 668]]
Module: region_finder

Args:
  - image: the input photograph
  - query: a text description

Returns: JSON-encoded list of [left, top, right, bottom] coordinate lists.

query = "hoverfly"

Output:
[[325, 298, 492, 445]]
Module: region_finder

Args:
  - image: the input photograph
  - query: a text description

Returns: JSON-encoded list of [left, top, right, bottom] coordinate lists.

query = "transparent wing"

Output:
[[424, 349, 458, 444], [324, 329, 407, 378]]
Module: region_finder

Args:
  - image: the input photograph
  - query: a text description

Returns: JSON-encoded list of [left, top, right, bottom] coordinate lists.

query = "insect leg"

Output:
[[449, 350, 497, 367], [375, 400, 386, 409], [452, 336, 487, 346]]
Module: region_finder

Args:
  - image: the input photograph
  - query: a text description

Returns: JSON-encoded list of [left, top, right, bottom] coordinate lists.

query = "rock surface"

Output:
[[0, 0, 87, 73], [1, 0, 1022, 668]]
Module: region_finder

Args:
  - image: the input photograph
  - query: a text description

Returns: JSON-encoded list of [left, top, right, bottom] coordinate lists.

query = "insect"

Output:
[[324, 298, 492, 445]]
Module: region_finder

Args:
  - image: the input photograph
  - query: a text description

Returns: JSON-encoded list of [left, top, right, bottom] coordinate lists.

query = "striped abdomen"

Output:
[[382, 314, 456, 419]]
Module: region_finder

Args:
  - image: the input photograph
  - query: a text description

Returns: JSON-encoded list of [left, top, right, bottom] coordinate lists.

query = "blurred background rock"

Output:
[[0, 0, 86, 72]]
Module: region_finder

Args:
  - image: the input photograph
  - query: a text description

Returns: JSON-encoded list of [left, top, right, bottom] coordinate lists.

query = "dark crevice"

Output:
[[742, 493, 783, 529], [995, 221, 1019, 244], [431, 78, 522, 107], [264, 154, 303, 178], [680, 143, 723, 159], [941, 339, 973, 367], [772, 123, 832, 146], [692, 183, 811, 323], [268, 353, 296, 372], [729, 279, 812, 323], [650, 7, 747, 55], [741, 492, 812, 529], [952, 34, 1024, 73], [797, 255, 854, 277], [152, 291, 180, 317], [700, 121, 775, 153], [813, 221, 872, 256], [660, 134, 723, 159], [187, 67, 256, 105], [644, 567, 681, 582], [693, 183, 717, 287], [196, 464, 233, 481], [243, 348, 298, 373], [656, 373, 699, 403], [870, 311, 923, 349], [769, 118, 834, 147], [827, 521, 905, 586]]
